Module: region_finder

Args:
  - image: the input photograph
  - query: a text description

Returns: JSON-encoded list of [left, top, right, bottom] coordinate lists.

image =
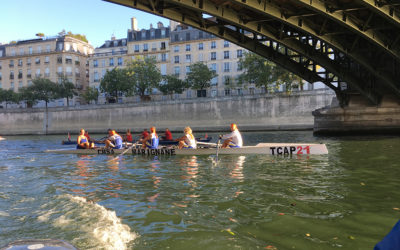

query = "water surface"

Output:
[[0, 132, 399, 249]]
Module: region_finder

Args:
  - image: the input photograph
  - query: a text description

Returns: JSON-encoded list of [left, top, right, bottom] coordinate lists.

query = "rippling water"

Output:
[[0, 132, 399, 249]]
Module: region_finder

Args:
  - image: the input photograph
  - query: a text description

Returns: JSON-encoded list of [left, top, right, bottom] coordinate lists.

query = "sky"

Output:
[[0, 0, 169, 48]]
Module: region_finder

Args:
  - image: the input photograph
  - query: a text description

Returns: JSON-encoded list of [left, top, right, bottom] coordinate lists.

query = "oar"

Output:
[[107, 141, 139, 162], [216, 135, 222, 160]]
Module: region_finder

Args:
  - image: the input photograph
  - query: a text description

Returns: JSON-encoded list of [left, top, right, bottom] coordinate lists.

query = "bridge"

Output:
[[105, 0, 400, 134]]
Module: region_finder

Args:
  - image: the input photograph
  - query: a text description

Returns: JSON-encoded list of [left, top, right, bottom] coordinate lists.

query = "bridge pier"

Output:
[[313, 95, 400, 135]]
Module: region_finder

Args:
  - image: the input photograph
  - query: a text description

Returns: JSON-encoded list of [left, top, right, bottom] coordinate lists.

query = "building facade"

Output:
[[0, 35, 93, 106]]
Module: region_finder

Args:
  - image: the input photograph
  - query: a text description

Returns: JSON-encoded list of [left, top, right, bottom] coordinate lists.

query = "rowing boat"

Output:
[[46, 143, 328, 156]]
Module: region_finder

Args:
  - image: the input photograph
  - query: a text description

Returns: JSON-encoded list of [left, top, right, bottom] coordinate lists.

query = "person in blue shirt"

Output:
[[105, 129, 123, 149], [77, 129, 94, 149], [141, 126, 159, 149]]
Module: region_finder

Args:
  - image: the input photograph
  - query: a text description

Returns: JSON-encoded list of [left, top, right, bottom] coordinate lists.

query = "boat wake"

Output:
[[37, 194, 137, 249]]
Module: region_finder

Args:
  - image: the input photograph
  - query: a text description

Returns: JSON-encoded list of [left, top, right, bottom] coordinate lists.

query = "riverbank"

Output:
[[0, 89, 334, 135]]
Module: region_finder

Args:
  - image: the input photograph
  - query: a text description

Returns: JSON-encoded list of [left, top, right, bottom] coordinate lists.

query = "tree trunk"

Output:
[[66, 97, 69, 106]]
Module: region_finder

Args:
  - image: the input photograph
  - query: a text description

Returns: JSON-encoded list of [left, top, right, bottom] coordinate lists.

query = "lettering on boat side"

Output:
[[131, 148, 176, 156], [97, 148, 115, 154], [270, 146, 311, 155]]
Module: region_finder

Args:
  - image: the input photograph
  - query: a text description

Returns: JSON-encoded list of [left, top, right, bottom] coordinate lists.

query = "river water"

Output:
[[0, 131, 399, 249]]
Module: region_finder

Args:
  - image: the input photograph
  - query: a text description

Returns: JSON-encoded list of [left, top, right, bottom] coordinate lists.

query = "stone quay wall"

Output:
[[0, 89, 335, 135]]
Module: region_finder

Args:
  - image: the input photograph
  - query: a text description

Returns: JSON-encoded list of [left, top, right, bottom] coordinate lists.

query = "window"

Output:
[[224, 76, 231, 85], [174, 34, 179, 42], [210, 63, 217, 73], [109, 58, 114, 66], [151, 30, 155, 38], [152, 43, 157, 51], [186, 90, 192, 98], [237, 62, 243, 71], [46, 45, 51, 52], [160, 64, 167, 75], [27, 69, 31, 78], [160, 42, 166, 50], [237, 49, 243, 58], [134, 44, 139, 52], [37, 46, 41, 53], [36, 69, 41, 77], [65, 56, 72, 64], [18, 59, 23, 66], [174, 66, 180, 76], [35, 58, 40, 64], [45, 68, 50, 77], [174, 45, 179, 52], [161, 53, 167, 62], [27, 58, 31, 66], [198, 43, 203, 50], [249, 87, 255, 95], [186, 66, 190, 73], [18, 70, 22, 79], [93, 60, 98, 67], [141, 31, 146, 39], [224, 51, 230, 59], [11, 49, 15, 56], [118, 57, 123, 66], [199, 31, 203, 39], [186, 44, 191, 51], [211, 89, 217, 97], [161, 29, 166, 37], [224, 41, 229, 47], [0, 72, 2, 80], [211, 52, 216, 60], [94, 71, 99, 82], [10, 81, 14, 90], [9, 60, 14, 67], [101, 59, 105, 67], [186, 54, 191, 63], [57, 67, 63, 75], [224, 62, 230, 72], [237, 88, 243, 95], [211, 41, 216, 49], [29, 47, 33, 54], [198, 53, 203, 62], [66, 67, 72, 76], [186, 33, 190, 40], [174, 55, 180, 63], [211, 77, 218, 86], [44, 56, 49, 64], [143, 44, 148, 51], [19, 48, 24, 55], [225, 88, 231, 96]]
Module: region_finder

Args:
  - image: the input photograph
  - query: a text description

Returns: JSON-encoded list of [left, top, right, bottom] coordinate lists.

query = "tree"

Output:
[[125, 56, 162, 101], [238, 52, 298, 93], [81, 87, 99, 104], [185, 62, 217, 97], [18, 86, 38, 108], [0, 89, 18, 108], [30, 78, 60, 109], [100, 68, 129, 103], [159, 75, 189, 99], [58, 74, 77, 106]]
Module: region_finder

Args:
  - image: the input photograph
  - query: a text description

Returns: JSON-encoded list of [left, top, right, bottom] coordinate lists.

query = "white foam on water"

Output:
[[55, 194, 138, 249], [0, 211, 10, 217]]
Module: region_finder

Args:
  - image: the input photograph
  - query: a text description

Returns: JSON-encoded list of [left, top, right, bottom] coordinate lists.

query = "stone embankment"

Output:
[[0, 89, 335, 135]]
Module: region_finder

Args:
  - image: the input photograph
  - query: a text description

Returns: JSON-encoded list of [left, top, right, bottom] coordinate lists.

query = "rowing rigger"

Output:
[[45, 143, 328, 156]]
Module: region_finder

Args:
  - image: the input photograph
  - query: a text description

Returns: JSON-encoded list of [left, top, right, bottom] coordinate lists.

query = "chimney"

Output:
[[131, 17, 138, 31], [157, 22, 164, 28], [150, 23, 153, 29], [111, 34, 116, 40]]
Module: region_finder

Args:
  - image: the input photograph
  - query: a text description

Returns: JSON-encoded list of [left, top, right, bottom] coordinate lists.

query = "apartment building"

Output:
[[0, 35, 93, 106]]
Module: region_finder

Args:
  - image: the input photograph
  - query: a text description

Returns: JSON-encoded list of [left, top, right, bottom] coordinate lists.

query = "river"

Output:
[[0, 131, 399, 249]]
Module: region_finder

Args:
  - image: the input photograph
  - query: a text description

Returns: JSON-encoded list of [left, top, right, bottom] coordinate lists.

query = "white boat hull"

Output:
[[45, 143, 328, 156]]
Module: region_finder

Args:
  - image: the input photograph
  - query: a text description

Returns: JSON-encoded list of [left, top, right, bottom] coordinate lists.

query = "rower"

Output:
[[176, 127, 197, 149], [105, 129, 123, 149], [141, 126, 159, 149], [124, 129, 133, 143], [221, 123, 243, 148], [77, 129, 94, 149], [161, 128, 173, 141]]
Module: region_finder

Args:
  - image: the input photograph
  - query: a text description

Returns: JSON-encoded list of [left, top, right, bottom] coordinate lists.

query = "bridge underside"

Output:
[[105, 0, 400, 134]]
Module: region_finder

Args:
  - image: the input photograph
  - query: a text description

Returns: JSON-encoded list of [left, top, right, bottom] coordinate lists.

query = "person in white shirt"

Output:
[[177, 126, 197, 149], [221, 123, 243, 148]]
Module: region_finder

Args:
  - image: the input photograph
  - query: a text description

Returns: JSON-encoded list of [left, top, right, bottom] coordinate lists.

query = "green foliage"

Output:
[[159, 75, 189, 97], [81, 87, 99, 104], [185, 62, 217, 91], [238, 52, 299, 93], [125, 56, 162, 99], [18, 86, 38, 108], [0, 89, 18, 108], [36, 33, 45, 37], [65, 31, 88, 43], [58, 75, 77, 106], [100, 68, 129, 101], [30, 78, 60, 108]]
